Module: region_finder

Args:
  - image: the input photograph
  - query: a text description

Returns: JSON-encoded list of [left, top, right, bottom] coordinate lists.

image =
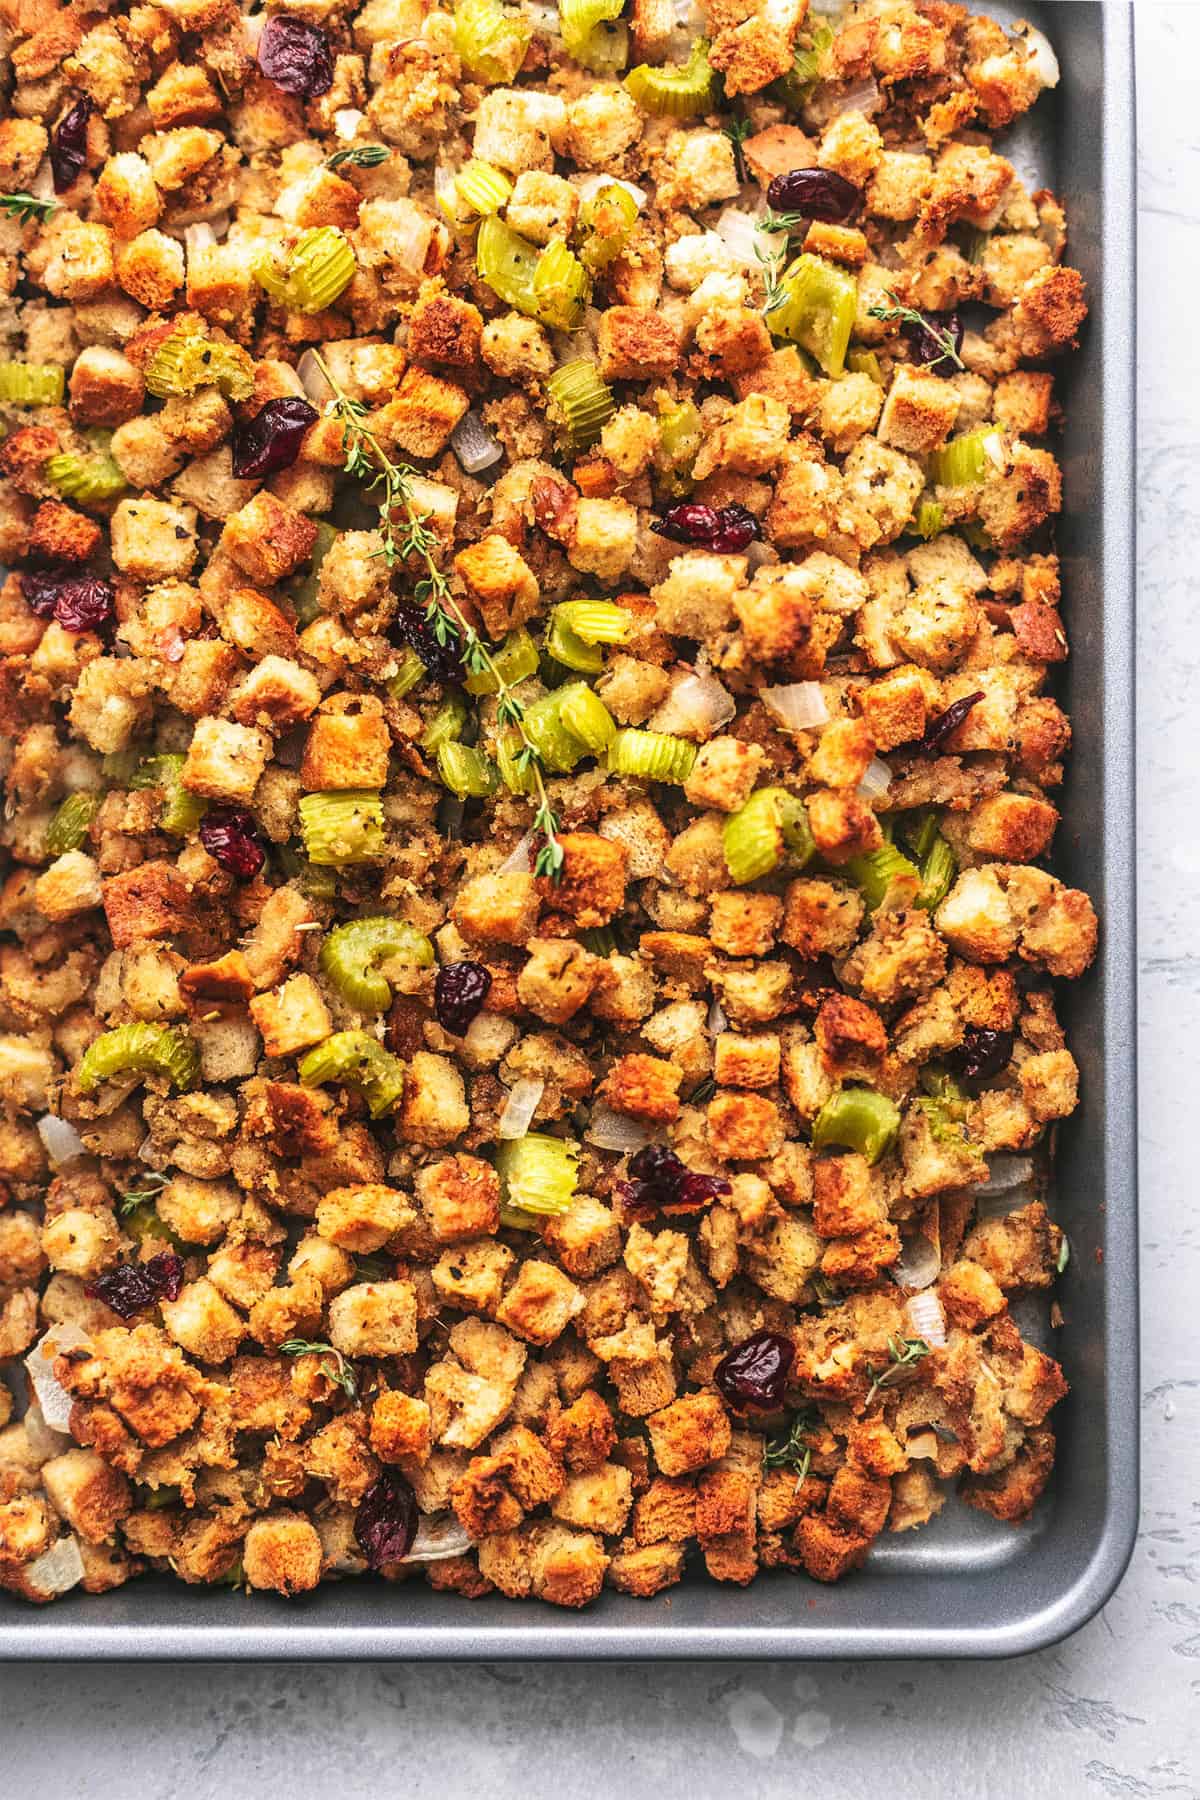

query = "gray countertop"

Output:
[[4, 8, 1197, 1794]]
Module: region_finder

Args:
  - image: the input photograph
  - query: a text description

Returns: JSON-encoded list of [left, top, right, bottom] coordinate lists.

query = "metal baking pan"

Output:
[[0, 0, 1136, 1660]]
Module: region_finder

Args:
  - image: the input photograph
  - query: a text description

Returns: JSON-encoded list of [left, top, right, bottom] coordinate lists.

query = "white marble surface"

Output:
[[3, 8, 1198, 1794]]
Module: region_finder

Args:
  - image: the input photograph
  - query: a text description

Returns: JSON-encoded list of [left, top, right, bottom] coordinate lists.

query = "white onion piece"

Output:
[[37, 1112, 85, 1167], [575, 173, 646, 209], [400, 1514, 475, 1564], [905, 1290, 947, 1349], [586, 1103, 650, 1153], [830, 76, 881, 118], [498, 1077, 545, 1139], [983, 429, 1007, 471], [891, 1230, 941, 1292], [905, 1427, 940, 1462], [762, 682, 829, 731], [25, 1325, 90, 1431], [25, 1534, 85, 1599], [243, 9, 266, 49], [649, 672, 736, 740], [184, 222, 216, 257], [387, 204, 434, 275], [857, 757, 892, 801], [1016, 23, 1059, 89], [297, 349, 332, 405], [977, 1153, 1035, 1197], [31, 161, 55, 204], [715, 208, 771, 269], [498, 832, 534, 874], [451, 409, 504, 476], [22, 1404, 70, 1462], [333, 108, 366, 140], [707, 994, 727, 1037]]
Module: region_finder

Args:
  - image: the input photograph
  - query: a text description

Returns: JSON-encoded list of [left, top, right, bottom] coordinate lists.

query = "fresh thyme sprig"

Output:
[[761, 209, 811, 237], [866, 292, 966, 371], [721, 117, 752, 183], [326, 144, 390, 171], [0, 191, 57, 225], [864, 1335, 931, 1408], [279, 1339, 358, 1400], [762, 1408, 819, 1489], [119, 1171, 169, 1215], [313, 352, 565, 881], [753, 212, 804, 313]]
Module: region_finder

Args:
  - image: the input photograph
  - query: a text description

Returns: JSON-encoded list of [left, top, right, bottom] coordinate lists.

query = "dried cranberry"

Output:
[[900, 308, 964, 377], [953, 1027, 1014, 1084], [354, 1469, 419, 1569], [86, 1252, 185, 1320], [199, 807, 265, 880], [21, 568, 66, 619], [394, 597, 466, 684], [231, 397, 318, 480], [50, 95, 94, 193], [257, 16, 334, 98], [922, 690, 984, 753], [53, 576, 115, 633], [766, 166, 862, 223], [654, 502, 762, 551], [714, 1329, 795, 1412], [434, 960, 492, 1036], [620, 1143, 729, 1218]]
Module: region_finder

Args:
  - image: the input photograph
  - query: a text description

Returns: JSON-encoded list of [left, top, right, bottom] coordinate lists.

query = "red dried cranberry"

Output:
[[50, 95, 94, 193], [232, 397, 318, 480], [86, 1252, 185, 1320], [257, 17, 334, 98], [53, 576, 115, 633], [355, 1469, 419, 1569], [199, 807, 265, 880], [653, 502, 761, 551], [901, 308, 964, 377], [21, 568, 66, 619], [394, 597, 467, 684], [953, 1027, 1014, 1084], [714, 1329, 795, 1412], [766, 166, 862, 223], [668, 1170, 732, 1213], [434, 960, 492, 1036], [922, 690, 984, 753], [620, 1144, 730, 1217], [709, 503, 760, 553]]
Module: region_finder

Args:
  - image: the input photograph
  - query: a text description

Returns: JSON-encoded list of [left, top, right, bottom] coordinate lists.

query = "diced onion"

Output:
[[400, 1514, 476, 1564], [498, 832, 534, 874], [762, 682, 829, 731], [334, 108, 366, 140], [24, 1325, 89, 1432], [977, 1153, 1035, 1197], [575, 173, 646, 209], [891, 1229, 941, 1291], [25, 1534, 85, 1599], [243, 9, 266, 49], [387, 202, 434, 275], [451, 409, 504, 475], [857, 757, 892, 801], [37, 1112, 85, 1167], [498, 1076, 545, 1139], [648, 671, 736, 740], [22, 1404, 70, 1461], [707, 994, 727, 1036], [829, 76, 881, 118], [983, 429, 1007, 471], [184, 223, 216, 257], [1016, 23, 1059, 88], [715, 208, 771, 269], [905, 1290, 947, 1348], [31, 161, 55, 204], [586, 1103, 650, 1153], [905, 1427, 940, 1461], [297, 349, 331, 405]]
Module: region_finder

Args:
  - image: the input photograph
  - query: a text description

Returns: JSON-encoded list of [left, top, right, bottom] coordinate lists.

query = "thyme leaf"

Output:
[[0, 191, 57, 224], [865, 292, 966, 371], [325, 144, 390, 170], [864, 1334, 930, 1408], [279, 1338, 358, 1399]]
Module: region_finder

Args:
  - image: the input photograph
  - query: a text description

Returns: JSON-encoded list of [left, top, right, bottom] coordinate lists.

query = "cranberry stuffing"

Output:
[[53, 576, 115, 634], [900, 308, 964, 377], [714, 1329, 795, 1412], [394, 597, 467, 684], [653, 502, 761, 551], [87, 1252, 185, 1320], [434, 960, 492, 1036], [766, 166, 862, 223], [231, 397, 318, 480], [922, 690, 984, 753], [199, 807, 265, 880], [355, 1469, 419, 1569], [50, 95, 94, 193], [953, 1027, 1014, 1084], [257, 16, 334, 97]]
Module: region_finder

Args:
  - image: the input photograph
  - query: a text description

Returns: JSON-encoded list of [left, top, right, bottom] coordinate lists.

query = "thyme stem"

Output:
[[312, 352, 564, 880]]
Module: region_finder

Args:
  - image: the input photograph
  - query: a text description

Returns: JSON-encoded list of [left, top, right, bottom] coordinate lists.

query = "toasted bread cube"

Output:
[[110, 498, 197, 580], [551, 1463, 633, 1536], [598, 1052, 682, 1123], [596, 306, 683, 382], [220, 492, 318, 584], [300, 694, 391, 790], [40, 1449, 131, 1546], [328, 1280, 419, 1357], [68, 345, 146, 427], [181, 716, 271, 802], [415, 1153, 501, 1243], [230, 656, 321, 729], [506, 171, 579, 245], [878, 365, 961, 455], [375, 366, 469, 460], [683, 736, 764, 813], [34, 852, 102, 922], [397, 1051, 470, 1148], [451, 871, 540, 947], [452, 534, 539, 639], [646, 1391, 731, 1477], [243, 1514, 322, 1595], [708, 891, 782, 958], [712, 1031, 780, 1090], [248, 972, 331, 1059], [315, 1181, 410, 1253], [432, 1240, 515, 1315], [115, 229, 185, 308], [159, 1276, 245, 1362], [706, 1089, 784, 1160], [370, 1391, 432, 1464], [496, 1260, 584, 1346]]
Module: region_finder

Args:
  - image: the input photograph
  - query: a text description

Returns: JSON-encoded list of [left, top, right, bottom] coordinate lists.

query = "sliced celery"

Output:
[[624, 40, 716, 116], [532, 238, 591, 331], [608, 727, 695, 784], [912, 499, 945, 540], [560, 0, 627, 71], [846, 842, 921, 911], [298, 791, 385, 865], [576, 183, 638, 272], [130, 753, 207, 836], [255, 227, 356, 313], [553, 600, 632, 645], [546, 358, 615, 451], [723, 786, 814, 885], [929, 429, 999, 488], [546, 610, 604, 674], [916, 835, 957, 912], [764, 254, 857, 376], [46, 791, 100, 856], [497, 1132, 579, 1224], [45, 448, 126, 505], [476, 215, 541, 317], [76, 1023, 200, 1094], [521, 689, 589, 772], [455, 159, 513, 216], [454, 0, 532, 84], [811, 1086, 900, 1165], [419, 691, 470, 754], [464, 627, 539, 695], [558, 682, 616, 752], [437, 740, 499, 798], [319, 916, 434, 1012], [388, 648, 426, 698], [0, 362, 64, 406], [143, 329, 254, 401], [298, 1030, 405, 1117]]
